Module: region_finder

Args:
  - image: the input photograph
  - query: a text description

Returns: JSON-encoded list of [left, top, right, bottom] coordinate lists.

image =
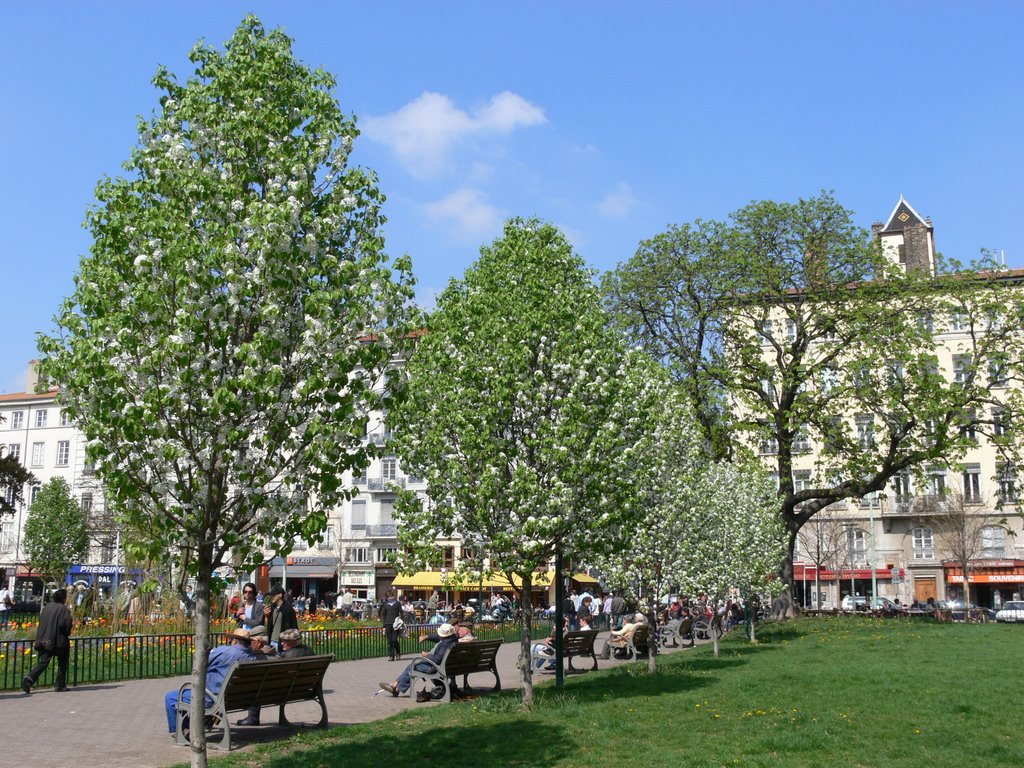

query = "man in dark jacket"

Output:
[[22, 588, 73, 693], [278, 627, 315, 658], [263, 585, 298, 649]]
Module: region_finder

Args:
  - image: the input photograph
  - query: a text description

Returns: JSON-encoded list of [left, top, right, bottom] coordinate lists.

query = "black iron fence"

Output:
[[0, 619, 551, 691]]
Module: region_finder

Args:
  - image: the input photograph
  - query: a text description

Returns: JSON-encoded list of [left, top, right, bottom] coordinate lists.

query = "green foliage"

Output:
[[391, 218, 656, 581], [37, 15, 413, 580], [23, 477, 88, 585], [605, 190, 1024, 574], [0, 445, 35, 518], [202, 619, 1024, 768]]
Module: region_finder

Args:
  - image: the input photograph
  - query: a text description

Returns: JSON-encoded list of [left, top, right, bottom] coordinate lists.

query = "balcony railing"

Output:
[[368, 477, 405, 491]]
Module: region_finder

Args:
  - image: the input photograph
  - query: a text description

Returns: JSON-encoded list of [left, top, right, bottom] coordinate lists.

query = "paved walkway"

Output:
[[3, 630, 700, 768]]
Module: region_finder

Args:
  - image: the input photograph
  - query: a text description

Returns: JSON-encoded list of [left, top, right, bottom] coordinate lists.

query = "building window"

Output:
[[31, 442, 45, 467], [379, 500, 394, 524], [56, 440, 70, 466], [988, 356, 1009, 388], [949, 310, 967, 332], [7, 443, 20, 462], [322, 525, 336, 548], [962, 465, 981, 503], [885, 360, 904, 386], [81, 493, 93, 516], [846, 528, 867, 560], [349, 547, 370, 563], [952, 355, 973, 385], [821, 366, 839, 394], [350, 500, 367, 529], [785, 318, 797, 342], [760, 319, 774, 340], [792, 427, 810, 454], [912, 527, 934, 560], [982, 526, 1005, 557], [992, 407, 1009, 438], [918, 312, 934, 333], [381, 456, 397, 481], [442, 546, 456, 569], [759, 430, 778, 456], [996, 463, 1017, 504], [375, 547, 397, 563], [793, 470, 812, 497], [34, 410, 47, 428], [0, 518, 13, 552], [856, 414, 875, 448], [31, 486, 40, 505], [926, 466, 946, 497], [961, 410, 978, 443], [60, 411, 71, 427], [101, 539, 114, 563], [890, 471, 912, 504], [10, 411, 24, 430]]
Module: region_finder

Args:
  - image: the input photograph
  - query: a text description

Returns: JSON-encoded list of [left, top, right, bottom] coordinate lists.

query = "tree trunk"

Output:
[[748, 596, 757, 643], [518, 574, 533, 709], [646, 601, 657, 673], [771, 529, 800, 619], [188, 546, 213, 768]]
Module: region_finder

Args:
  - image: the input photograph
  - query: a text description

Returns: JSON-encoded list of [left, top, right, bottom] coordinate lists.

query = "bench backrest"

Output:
[[442, 639, 503, 676], [562, 630, 598, 654], [630, 624, 651, 647], [220, 654, 333, 711]]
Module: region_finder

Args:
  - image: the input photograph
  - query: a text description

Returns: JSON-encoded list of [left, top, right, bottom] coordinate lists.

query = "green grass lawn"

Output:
[[203, 617, 1023, 768]]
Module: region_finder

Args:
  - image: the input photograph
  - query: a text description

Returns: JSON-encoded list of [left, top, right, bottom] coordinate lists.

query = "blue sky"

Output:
[[2, 2, 1022, 393]]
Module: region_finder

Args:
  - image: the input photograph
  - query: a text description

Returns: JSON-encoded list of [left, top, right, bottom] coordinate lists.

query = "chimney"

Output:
[[26, 360, 47, 393]]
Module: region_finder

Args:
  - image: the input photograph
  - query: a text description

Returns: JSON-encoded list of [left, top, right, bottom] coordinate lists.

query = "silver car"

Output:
[[995, 600, 1024, 623]]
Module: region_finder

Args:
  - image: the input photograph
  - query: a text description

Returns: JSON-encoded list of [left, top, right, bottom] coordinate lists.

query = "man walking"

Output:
[[22, 588, 73, 693]]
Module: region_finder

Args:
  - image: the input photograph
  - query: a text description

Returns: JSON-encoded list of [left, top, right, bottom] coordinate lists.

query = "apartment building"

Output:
[[771, 199, 1024, 609]]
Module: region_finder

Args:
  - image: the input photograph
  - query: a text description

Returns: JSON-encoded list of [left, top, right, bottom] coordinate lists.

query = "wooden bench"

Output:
[[531, 629, 600, 672], [409, 639, 502, 703], [659, 616, 695, 648], [174, 654, 333, 751]]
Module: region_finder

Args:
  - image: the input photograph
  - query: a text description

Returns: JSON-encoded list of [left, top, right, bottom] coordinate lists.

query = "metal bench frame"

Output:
[[531, 629, 600, 672], [174, 654, 333, 751], [409, 639, 502, 703]]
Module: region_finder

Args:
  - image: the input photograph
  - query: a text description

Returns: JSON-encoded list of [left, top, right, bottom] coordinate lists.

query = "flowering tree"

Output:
[[390, 218, 655, 707], [598, 387, 784, 667], [676, 463, 786, 653], [37, 17, 412, 766]]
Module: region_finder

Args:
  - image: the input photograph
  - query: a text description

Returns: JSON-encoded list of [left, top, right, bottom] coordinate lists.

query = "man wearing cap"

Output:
[[263, 585, 298, 649], [379, 622, 457, 700], [279, 627, 314, 658], [235, 626, 277, 726], [165, 627, 260, 739]]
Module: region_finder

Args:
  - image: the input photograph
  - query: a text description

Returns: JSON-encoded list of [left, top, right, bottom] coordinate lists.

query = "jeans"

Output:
[[164, 688, 213, 734], [396, 660, 436, 693]]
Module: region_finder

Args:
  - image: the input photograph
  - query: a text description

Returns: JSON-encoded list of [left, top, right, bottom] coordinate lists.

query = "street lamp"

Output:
[[846, 524, 856, 612]]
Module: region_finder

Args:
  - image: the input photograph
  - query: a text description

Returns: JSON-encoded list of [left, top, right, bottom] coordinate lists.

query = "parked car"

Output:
[[995, 600, 1024, 623], [840, 595, 903, 613]]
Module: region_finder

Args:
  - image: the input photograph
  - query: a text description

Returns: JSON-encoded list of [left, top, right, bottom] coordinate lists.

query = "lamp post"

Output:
[[868, 504, 878, 606], [846, 524, 856, 612]]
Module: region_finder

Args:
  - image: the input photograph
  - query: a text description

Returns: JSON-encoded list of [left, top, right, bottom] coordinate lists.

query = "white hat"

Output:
[[437, 623, 455, 638], [634, 612, 646, 623]]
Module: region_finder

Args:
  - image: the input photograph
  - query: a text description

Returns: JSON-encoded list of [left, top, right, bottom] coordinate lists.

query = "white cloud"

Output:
[[422, 188, 505, 240], [363, 91, 546, 178], [597, 182, 640, 218]]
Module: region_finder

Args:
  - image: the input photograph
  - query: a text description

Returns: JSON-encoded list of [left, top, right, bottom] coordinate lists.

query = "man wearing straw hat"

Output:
[[164, 626, 260, 739]]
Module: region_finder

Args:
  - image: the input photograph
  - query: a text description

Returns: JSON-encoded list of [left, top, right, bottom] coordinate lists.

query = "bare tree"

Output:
[[797, 506, 849, 609], [917, 488, 1012, 612]]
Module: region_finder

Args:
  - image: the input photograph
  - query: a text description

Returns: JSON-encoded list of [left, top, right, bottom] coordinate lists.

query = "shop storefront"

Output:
[[67, 564, 145, 595], [267, 556, 337, 602], [792, 562, 906, 608], [943, 559, 1024, 608]]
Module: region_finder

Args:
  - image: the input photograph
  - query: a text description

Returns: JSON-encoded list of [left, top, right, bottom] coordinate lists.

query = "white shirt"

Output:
[[0, 587, 11, 610]]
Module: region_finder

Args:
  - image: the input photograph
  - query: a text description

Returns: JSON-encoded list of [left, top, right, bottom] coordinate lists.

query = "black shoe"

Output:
[[416, 690, 432, 702], [236, 716, 260, 726], [54, 686, 69, 692], [21, 677, 31, 694]]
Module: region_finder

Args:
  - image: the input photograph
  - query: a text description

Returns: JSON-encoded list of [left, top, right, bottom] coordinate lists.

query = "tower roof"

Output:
[[879, 196, 932, 235]]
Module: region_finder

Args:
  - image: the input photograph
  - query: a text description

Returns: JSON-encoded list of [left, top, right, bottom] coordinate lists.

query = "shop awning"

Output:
[[392, 571, 554, 590], [392, 571, 447, 588], [572, 572, 600, 584], [268, 564, 336, 578]]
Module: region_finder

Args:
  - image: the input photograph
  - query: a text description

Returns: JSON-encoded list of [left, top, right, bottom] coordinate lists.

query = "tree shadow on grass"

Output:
[[238, 720, 575, 768]]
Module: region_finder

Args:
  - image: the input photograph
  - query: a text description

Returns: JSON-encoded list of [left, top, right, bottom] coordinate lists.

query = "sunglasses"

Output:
[[243, 590, 254, 594]]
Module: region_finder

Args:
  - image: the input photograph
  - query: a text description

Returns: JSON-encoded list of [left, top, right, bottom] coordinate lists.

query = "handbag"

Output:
[[392, 616, 406, 636]]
